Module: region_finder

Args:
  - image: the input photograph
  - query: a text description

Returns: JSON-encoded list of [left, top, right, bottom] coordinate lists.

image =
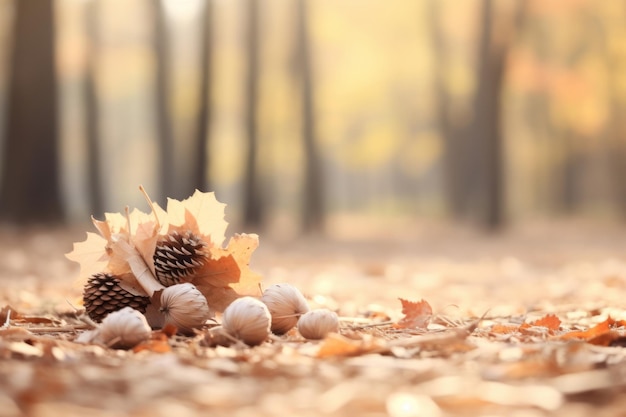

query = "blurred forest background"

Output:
[[1, 0, 626, 237]]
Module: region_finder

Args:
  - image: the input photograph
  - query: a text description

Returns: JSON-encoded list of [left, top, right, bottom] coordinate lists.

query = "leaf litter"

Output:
[[3, 215, 626, 415]]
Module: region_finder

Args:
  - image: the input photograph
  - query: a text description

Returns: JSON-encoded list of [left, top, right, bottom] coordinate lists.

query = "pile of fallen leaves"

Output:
[[2, 194, 626, 416]]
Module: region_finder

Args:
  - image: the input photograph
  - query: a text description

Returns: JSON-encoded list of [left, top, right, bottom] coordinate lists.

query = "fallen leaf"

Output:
[[393, 298, 432, 329], [66, 188, 263, 312], [316, 333, 384, 358], [490, 324, 519, 334], [557, 318, 613, 341], [529, 314, 561, 331], [167, 190, 228, 247], [65, 232, 109, 282], [196, 234, 262, 304], [133, 329, 172, 353], [519, 314, 561, 335]]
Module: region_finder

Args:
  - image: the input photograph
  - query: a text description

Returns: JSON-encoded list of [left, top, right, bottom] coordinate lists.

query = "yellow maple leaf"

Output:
[[166, 190, 227, 247], [65, 232, 109, 281], [66, 187, 263, 312], [194, 233, 262, 311]]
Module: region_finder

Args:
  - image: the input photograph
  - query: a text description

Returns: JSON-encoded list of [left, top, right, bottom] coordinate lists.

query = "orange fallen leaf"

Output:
[[133, 329, 172, 353], [529, 314, 561, 331], [585, 330, 624, 347], [490, 323, 519, 334], [557, 318, 612, 341], [519, 314, 561, 335], [393, 298, 432, 329], [316, 333, 384, 358]]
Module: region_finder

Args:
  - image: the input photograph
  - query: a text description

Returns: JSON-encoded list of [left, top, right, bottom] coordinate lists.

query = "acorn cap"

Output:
[[83, 273, 150, 322], [153, 230, 208, 287]]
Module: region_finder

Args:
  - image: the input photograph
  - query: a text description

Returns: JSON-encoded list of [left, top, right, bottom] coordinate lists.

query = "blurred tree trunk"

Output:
[[600, 8, 626, 216], [243, 0, 263, 228], [0, 0, 63, 223], [428, 0, 471, 219], [85, 0, 104, 215], [152, 0, 175, 201], [297, 0, 324, 233], [193, 0, 213, 191], [471, 0, 504, 229], [469, 0, 526, 230]]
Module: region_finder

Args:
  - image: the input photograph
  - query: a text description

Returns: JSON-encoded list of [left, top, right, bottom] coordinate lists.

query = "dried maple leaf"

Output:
[[555, 317, 626, 344], [66, 187, 263, 312], [65, 232, 109, 283], [393, 298, 432, 329], [133, 329, 172, 353], [490, 323, 519, 334], [316, 333, 385, 358], [519, 314, 561, 335], [530, 314, 561, 331], [194, 234, 262, 311], [166, 190, 228, 247]]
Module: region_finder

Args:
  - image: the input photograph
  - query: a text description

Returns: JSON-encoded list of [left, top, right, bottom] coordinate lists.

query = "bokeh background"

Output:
[[1, 0, 626, 238]]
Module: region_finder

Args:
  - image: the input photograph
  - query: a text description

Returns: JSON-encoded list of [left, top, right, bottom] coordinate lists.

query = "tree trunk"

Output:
[[471, 0, 505, 229], [428, 0, 471, 219], [152, 0, 174, 201], [193, 0, 213, 192], [469, 0, 526, 230], [296, 0, 324, 233], [0, 0, 63, 223], [242, 0, 263, 228], [85, 0, 104, 215]]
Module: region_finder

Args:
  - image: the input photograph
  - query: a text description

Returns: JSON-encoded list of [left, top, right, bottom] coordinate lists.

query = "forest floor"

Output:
[[2, 220, 626, 416]]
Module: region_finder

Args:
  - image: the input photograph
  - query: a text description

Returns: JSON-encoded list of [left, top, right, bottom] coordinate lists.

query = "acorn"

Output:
[[95, 307, 152, 349], [297, 309, 340, 340], [83, 273, 150, 323], [159, 282, 211, 334], [261, 283, 310, 334], [222, 297, 271, 346], [153, 230, 208, 287]]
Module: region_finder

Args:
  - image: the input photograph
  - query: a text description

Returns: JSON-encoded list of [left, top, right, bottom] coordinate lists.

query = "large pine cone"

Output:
[[153, 231, 208, 287], [83, 273, 150, 323]]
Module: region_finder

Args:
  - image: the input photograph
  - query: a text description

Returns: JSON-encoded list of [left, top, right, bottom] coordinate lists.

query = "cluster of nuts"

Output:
[[79, 282, 340, 350]]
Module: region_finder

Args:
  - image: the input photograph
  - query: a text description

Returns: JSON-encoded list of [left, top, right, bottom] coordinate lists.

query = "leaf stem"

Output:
[[139, 184, 161, 231]]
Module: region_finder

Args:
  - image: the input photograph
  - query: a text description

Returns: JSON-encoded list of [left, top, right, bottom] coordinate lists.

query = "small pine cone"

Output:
[[83, 273, 150, 323], [153, 231, 208, 287]]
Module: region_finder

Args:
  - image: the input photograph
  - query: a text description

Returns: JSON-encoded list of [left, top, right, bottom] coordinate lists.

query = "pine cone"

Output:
[[153, 231, 208, 287], [83, 273, 150, 323]]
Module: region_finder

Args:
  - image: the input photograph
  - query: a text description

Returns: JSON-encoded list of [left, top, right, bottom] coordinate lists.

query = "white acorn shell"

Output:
[[261, 283, 310, 334], [95, 307, 152, 349], [297, 309, 339, 340], [222, 296, 271, 346], [160, 283, 211, 334]]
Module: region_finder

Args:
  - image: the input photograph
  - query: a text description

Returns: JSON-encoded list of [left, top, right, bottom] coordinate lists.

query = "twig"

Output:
[[2, 310, 11, 329], [25, 325, 91, 334], [371, 316, 482, 354], [348, 321, 394, 330]]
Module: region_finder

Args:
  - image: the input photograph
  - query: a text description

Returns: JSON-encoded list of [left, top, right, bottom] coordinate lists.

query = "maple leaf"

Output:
[[519, 314, 562, 335], [65, 232, 109, 281], [66, 187, 263, 312], [194, 233, 262, 311], [490, 323, 519, 334], [393, 298, 432, 329], [555, 317, 626, 345], [166, 190, 227, 247], [316, 333, 385, 358], [529, 314, 561, 331]]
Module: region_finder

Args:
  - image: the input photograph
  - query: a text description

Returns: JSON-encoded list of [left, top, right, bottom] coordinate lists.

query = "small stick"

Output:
[[25, 325, 92, 334], [2, 310, 11, 329]]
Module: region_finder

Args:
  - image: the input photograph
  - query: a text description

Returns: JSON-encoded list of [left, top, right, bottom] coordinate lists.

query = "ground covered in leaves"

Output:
[[2, 221, 626, 416]]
